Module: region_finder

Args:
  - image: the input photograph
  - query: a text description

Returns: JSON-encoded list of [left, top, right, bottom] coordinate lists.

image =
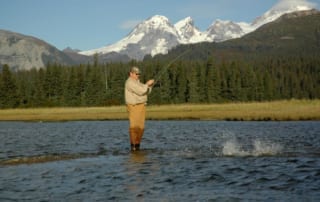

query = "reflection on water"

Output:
[[129, 151, 148, 164], [0, 121, 320, 201]]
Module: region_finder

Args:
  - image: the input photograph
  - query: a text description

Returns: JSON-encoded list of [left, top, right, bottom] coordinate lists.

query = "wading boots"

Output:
[[129, 128, 144, 151]]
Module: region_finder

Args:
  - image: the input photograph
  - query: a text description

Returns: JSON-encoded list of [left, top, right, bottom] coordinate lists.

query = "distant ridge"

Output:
[[79, 1, 316, 60], [0, 1, 317, 70], [154, 9, 320, 62], [0, 30, 76, 70]]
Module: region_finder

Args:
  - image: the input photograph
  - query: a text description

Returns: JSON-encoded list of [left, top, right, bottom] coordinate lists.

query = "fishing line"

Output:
[[153, 49, 191, 85]]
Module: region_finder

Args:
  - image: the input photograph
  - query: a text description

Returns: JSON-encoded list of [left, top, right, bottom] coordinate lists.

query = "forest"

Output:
[[0, 52, 319, 108], [1, 11, 319, 109]]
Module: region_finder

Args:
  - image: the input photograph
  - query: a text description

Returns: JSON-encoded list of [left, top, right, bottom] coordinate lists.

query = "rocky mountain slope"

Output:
[[79, 1, 315, 60], [0, 30, 76, 70], [154, 9, 320, 63], [0, 1, 317, 70]]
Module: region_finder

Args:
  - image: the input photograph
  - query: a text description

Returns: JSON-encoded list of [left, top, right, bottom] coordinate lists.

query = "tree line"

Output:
[[0, 54, 319, 108]]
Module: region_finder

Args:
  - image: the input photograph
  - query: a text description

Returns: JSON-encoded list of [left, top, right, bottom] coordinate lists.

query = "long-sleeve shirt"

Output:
[[125, 77, 151, 105]]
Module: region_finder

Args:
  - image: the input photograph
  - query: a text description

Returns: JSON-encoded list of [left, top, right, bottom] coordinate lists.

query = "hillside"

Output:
[[1, 11, 319, 108], [154, 10, 320, 62], [0, 30, 77, 70], [218, 9, 320, 57]]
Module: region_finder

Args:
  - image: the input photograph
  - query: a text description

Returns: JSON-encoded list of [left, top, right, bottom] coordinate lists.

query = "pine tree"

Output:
[[262, 71, 273, 100], [187, 64, 199, 103], [64, 67, 80, 106], [34, 68, 46, 107], [176, 63, 188, 103], [108, 64, 126, 105], [43, 63, 63, 106], [85, 66, 106, 106], [159, 68, 171, 104], [198, 62, 211, 103], [168, 64, 179, 103], [204, 58, 220, 103], [0, 65, 19, 108]]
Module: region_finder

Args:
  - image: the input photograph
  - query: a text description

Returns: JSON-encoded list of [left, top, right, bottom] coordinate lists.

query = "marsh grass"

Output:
[[0, 99, 319, 121], [147, 99, 320, 121]]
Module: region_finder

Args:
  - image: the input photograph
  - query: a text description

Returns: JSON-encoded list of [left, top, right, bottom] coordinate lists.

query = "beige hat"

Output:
[[130, 66, 140, 74]]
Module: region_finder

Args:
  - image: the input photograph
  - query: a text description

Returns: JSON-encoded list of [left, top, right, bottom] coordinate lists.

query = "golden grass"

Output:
[[147, 99, 320, 121], [0, 99, 319, 121]]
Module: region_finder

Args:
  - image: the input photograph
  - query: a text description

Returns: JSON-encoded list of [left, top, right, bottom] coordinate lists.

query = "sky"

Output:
[[1, 0, 319, 51]]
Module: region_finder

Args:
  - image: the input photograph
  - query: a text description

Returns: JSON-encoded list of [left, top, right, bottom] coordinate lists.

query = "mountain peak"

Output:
[[271, 0, 315, 12], [148, 15, 169, 21], [252, 0, 316, 27], [0, 29, 75, 70], [175, 16, 194, 26], [142, 15, 171, 29], [174, 16, 194, 31], [79, 1, 319, 61], [174, 16, 204, 43], [206, 20, 244, 42]]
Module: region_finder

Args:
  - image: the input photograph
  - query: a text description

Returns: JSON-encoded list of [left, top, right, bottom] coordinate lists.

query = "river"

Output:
[[1, 121, 320, 201]]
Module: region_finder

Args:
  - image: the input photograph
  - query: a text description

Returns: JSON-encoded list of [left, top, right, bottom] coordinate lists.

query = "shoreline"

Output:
[[0, 99, 319, 122]]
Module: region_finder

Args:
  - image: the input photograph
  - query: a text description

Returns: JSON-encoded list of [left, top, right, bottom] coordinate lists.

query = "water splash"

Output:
[[222, 139, 282, 157], [252, 140, 282, 156], [222, 140, 250, 156]]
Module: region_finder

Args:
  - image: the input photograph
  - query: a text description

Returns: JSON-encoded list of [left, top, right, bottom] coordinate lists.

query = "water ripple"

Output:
[[0, 121, 320, 201]]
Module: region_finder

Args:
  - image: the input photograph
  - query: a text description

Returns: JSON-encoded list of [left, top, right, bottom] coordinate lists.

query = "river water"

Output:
[[0, 121, 320, 201]]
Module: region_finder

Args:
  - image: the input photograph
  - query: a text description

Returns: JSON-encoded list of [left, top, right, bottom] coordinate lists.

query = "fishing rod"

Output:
[[153, 49, 191, 86]]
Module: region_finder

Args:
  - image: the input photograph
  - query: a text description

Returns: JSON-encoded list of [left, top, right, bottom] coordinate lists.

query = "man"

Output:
[[125, 66, 154, 151]]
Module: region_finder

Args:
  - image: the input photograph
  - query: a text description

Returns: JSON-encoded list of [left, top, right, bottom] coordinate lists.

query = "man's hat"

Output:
[[130, 66, 140, 74]]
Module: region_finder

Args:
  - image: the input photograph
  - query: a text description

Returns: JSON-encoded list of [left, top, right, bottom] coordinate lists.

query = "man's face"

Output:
[[130, 72, 140, 80]]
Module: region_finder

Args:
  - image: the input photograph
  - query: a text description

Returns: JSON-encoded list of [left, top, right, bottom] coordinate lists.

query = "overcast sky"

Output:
[[1, 0, 319, 51]]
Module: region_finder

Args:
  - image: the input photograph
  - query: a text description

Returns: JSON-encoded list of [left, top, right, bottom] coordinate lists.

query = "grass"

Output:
[[0, 99, 319, 122]]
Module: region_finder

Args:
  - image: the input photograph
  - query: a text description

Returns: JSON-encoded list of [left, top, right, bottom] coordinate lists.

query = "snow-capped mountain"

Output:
[[79, 0, 316, 60], [174, 17, 206, 44], [80, 15, 181, 60], [251, 0, 316, 28], [206, 20, 245, 42]]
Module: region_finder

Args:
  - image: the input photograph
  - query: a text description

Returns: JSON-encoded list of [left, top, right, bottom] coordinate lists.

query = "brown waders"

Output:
[[127, 103, 146, 151]]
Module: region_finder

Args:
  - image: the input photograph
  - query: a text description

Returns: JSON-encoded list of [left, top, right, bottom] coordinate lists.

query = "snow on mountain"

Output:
[[80, 15, 180, 60], [251, 0, 315, 28], [206, 20, 245, 42], [79, 0, 317, 60], [174, 17, 206, 44]]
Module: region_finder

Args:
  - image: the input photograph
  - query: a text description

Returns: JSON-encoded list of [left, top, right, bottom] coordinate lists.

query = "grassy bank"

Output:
[[0, 99, 319, 122]]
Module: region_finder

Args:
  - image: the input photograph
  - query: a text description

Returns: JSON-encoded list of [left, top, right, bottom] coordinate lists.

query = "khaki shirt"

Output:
[[125, 77, 151, 105]]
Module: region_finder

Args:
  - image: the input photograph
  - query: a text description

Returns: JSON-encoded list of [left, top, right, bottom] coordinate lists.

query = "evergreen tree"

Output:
[[0, 65, 19, 108], [187, 64, 200, 103], [108, 64, 126, 105], [64, 67, 80, 106], [205, 57, 219, 102], [262, 71, 273, 100], [85, 66, 106, 106], [43, 63, 63, 106], [158, 69, 171, 104], [176, 63, 188, 103], [34, 68, 46, 107], [168, 64, 179, 103], [198, 62, 207, 102]]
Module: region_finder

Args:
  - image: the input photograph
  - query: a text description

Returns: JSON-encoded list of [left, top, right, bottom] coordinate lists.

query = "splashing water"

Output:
[[252, 140, 282, 156], [222, 139, 282, 157], [1, 121, 320, 201]]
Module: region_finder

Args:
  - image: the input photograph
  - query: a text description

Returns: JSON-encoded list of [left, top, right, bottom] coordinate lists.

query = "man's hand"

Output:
[[146, 79, 154, 87]]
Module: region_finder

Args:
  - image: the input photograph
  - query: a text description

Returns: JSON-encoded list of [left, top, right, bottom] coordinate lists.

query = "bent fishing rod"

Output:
[[153, 49, 191, 86]]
